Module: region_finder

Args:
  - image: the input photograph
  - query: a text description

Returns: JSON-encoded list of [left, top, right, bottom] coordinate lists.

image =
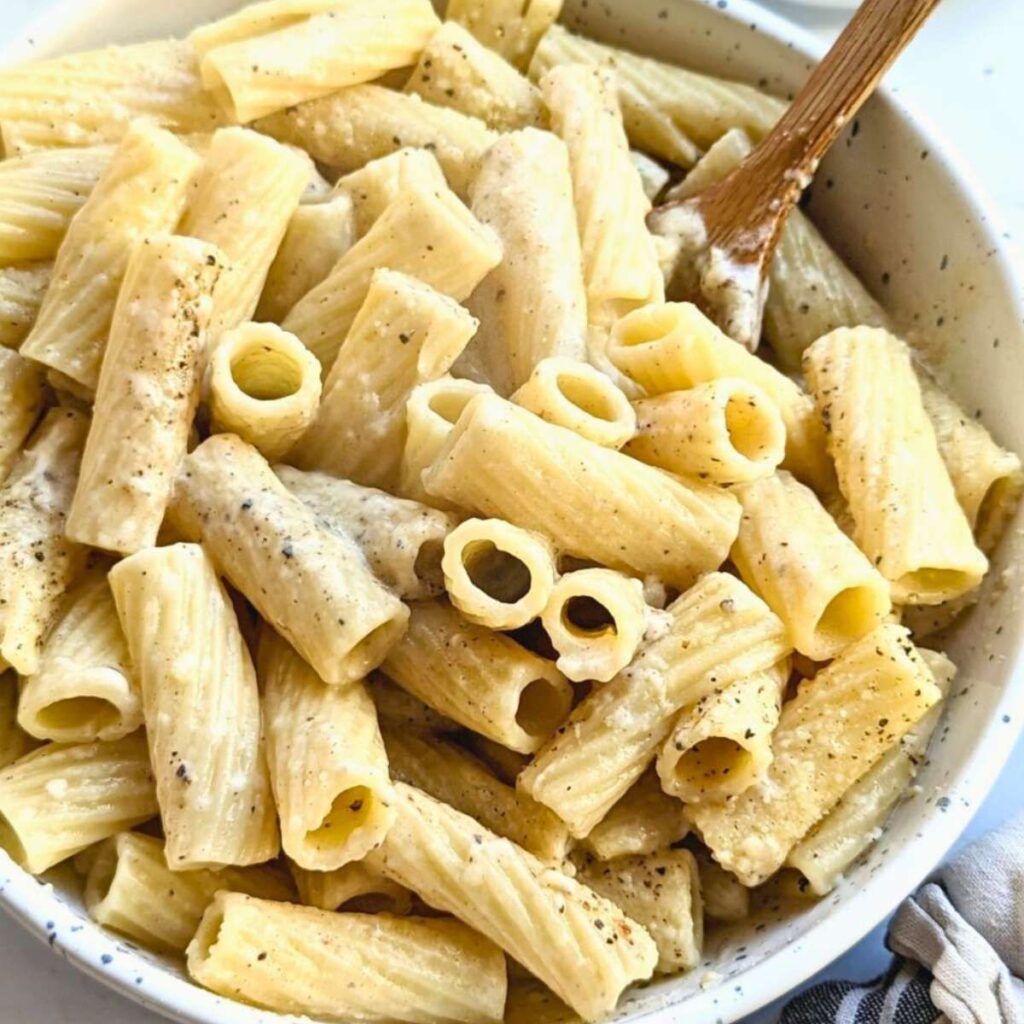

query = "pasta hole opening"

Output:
[[562, 596, 617, 638], [346, 617, 408, 678], [815, 585, 888, 649], [0, 812, 26, 870], [413, 539, 445, 593], [556, 373, 620, 423], [84, 843, 117, 910], [189, 901, 227, 967], [36, 697, 121, 735], [723, 392, 775, 462], [462, 541, 532, 604], [677, 737, 752, 787], [897, 568, 975, 603], [615, 306, 680, 348], [428, 390, 476, 426], [231, 345, 304, 401], [307, 786, 374, 851], [516, 678, 568, 738], [975, 475, 1020, 549]]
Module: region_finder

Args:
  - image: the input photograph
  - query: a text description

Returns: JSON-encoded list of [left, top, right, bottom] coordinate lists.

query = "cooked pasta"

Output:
[[275, 465, 457, 600], [291, 860, 414, 915], [18, 570, 141, 744], [381, 599, 571, 754], [188, 892, 508, 1024], [290, 268, 478, 487], [510, 357, 636, 449], [0, 261, 50, 348], [626, 378, 787, 484], [282, 182, 500, 372], [109, 544, 278, 869], [460, 128, 587, 395], [441, 517, 557, 630], [366, 782, 658, 1022], [803, 326, 987, 604], [19, 123, 200, 393], [446, 0, 561, 70], [0, 347, 45, 484], [255, 85, 497, 198], [697, 853, 750, 923], [259, 627, 394, 871], [206, 321, 322, 461], [170, 434, 409, 684], [0, 673, 37, 770], [540, 568, 648, 683], [66, 234, 222, 554], [406, 21, 545, 131], [424, 393, 741, 588]]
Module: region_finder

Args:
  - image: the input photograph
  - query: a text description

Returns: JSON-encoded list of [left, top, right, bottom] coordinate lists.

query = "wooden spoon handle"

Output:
[[707, 0, 940, 244]]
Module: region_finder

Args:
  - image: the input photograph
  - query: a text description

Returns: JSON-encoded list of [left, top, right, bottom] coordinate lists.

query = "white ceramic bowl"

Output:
[[2, 2, 1023, 1022]]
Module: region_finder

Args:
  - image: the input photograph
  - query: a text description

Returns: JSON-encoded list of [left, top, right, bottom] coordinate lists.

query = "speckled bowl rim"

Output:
[[1, 1, 1023, 1023]]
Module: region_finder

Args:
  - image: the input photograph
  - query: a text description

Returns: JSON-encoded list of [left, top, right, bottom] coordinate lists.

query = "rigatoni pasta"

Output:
[[803, 327, 987, 604], [206, 321, 322, 460], [18, 570, 141, 744], [291, 860, 413, 915], [0, 261, 50, 348], [65, 234, 222, 554], [0, 674, 37, 770], [259, 628, 395, 872], [190, 0, 440, 123], [289, 268, 478, 488], [110, 543, 278, 870], [170, 434, 408, 684], [447, 0, 561, 70], [0, 347, 45, 483], [19, 123, 200, 393], [188, 892, 509, 1024]]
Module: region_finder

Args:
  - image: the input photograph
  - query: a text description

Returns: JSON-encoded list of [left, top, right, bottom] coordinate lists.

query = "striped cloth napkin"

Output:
[[781, 814, 1024, 1024]]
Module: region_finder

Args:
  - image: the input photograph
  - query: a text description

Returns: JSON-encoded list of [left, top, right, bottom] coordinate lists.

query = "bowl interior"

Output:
[[2, 2, 1023, 1023]]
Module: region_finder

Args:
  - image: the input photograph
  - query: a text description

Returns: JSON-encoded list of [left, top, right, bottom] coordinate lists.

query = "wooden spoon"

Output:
[[647, 0, 941, 351]]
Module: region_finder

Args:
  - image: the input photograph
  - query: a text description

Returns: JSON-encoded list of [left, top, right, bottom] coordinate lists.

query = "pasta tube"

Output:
[[368, 674, 462, 737], [86, 831, 293, 954], [178, 127, 310, 338], [19, 124, 200, 393], [0, 261, 50, 348], [65, 234, 223, 554], [461, 128, 587, 395], [381, 599, 571, 754], [291, 860, 413, 915], [731, 471, 892, 660], [384, 727, 570, 864], [441, 518, 557, 630], [520, 572, 789, 837], [110, 544, 278, 870], [18, 571, 141, 744], [399, 375, 493, 505], [0, 732, 157, 874], [631, 150, 670, 202], [255, 85, 497, 198], [803, 327, 987, 604], [191, 0, 440, 123], [423, 393, 741, 589], [529, 26, 784, 166], [368, 782, 657, 1021], [656, 661, 788, 803], [170, 434, 409, 684], [689, 624, 942, 886], [786, 649, 955, 894], [608, 301, 832, 491], [625, 379, 787, 484], [332, 147, 447, 238], [0, 408, 88, 675], [282, 183, 501, 372], [582, 768, 689, 861], [207, 321, 321, 460], [188, 892, 507, 1024], [446, 0, 560, 70], [697, 853, 750, 923], [540, 568, 648, 683], [0, 673, 37, 770], [0, 145, 112, 262], [0, 40, 226, 154], [405, 21, 545, 131], [919, 373, 1024, 554], [0, 347, 45, 483], [577, 849, 702, 973], [259, 628, 395, 872], [290, 268, 478, 487], [541, 64, 664, 327], [511, 357, 636, 449], [459, 733, 530, 787], [275, 466, 457, 600], [255, 195, 355, 322]]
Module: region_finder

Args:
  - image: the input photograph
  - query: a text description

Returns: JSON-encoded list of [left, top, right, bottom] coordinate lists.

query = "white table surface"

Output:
[[0, 0, 1021, 1021]]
